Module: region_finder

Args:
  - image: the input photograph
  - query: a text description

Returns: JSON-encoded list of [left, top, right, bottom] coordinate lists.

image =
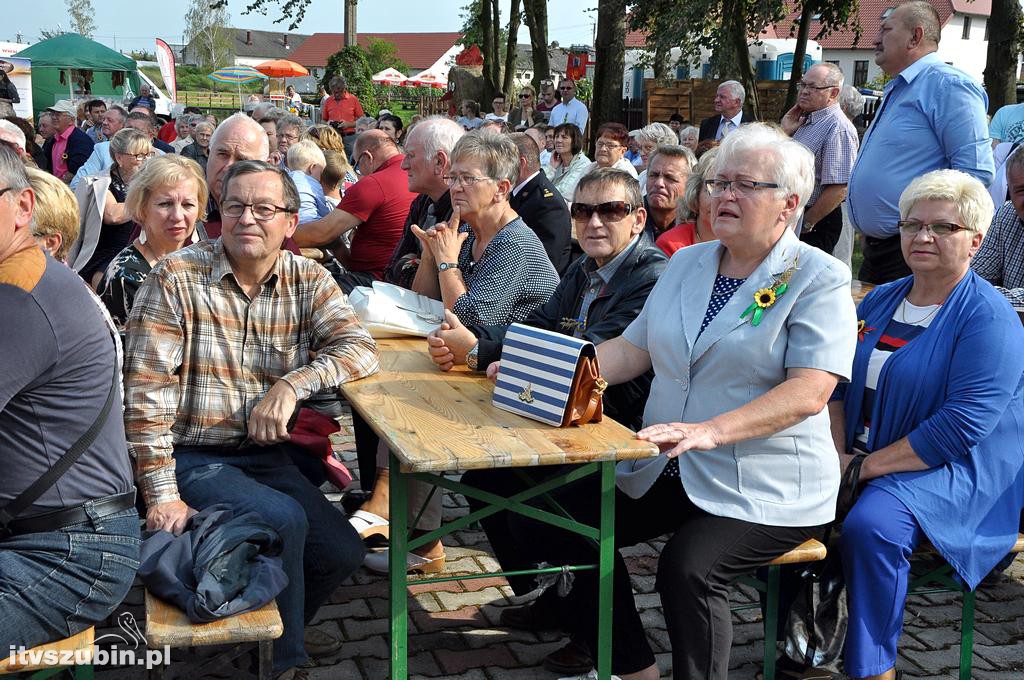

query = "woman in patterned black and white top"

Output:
[[352, 132, 560, 576], [410, 131, 559, 327]]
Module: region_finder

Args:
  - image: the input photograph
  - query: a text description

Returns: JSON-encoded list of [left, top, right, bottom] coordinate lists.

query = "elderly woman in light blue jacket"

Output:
[[504, 123, 857, 680]]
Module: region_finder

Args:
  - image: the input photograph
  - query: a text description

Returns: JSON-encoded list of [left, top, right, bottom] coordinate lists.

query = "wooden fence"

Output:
[[645, 78, 791, 126]]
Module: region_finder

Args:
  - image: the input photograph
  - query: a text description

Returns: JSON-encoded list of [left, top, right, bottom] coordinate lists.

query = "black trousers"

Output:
[[462, 466, 572, 596], [800, 204, 843, 255], [858, 233, 911, 284], [506, 471, 824, 678]]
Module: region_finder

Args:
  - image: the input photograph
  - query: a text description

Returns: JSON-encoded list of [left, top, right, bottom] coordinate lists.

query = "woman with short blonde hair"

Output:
[[26, 166, 80, 261], [99, 155, 207, 326]]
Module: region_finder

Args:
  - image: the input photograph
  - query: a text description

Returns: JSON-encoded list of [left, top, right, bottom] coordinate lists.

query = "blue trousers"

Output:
[[174, 445, 364, 674], [0, 507, 140, 649], [840, 486, 924, 678]]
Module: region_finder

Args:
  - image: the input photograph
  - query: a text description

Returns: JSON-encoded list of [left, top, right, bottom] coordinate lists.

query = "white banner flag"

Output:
[[154, 38, 177, 103]]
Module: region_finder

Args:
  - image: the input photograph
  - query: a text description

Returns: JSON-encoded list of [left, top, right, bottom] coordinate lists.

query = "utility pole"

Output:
[[344, 0, 357, 48]]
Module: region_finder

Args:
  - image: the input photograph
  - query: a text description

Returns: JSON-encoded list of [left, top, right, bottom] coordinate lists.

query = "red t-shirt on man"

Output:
[[321, 92, 365, 133], [337, 154, 417, 278]]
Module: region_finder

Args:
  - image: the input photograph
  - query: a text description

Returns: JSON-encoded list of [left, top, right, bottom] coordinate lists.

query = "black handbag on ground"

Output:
[[781, 451, 869, 673]]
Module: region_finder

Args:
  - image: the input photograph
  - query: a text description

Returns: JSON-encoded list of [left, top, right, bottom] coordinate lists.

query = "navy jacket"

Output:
[[138, 505, 289, 623], [42, 126, 94, 176], [471, 232, 667, 430], [510, 171, 573, 275]]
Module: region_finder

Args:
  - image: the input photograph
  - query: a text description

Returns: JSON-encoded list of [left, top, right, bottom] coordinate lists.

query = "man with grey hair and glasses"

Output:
[[0, 144, 139, 651], [123, 160, 379, 679], [699, 80, 756, 142], [781, 62, 859, 256]]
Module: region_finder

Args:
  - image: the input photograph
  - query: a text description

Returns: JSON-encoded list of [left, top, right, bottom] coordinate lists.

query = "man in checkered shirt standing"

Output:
[[972, 148, 1024, 309], [781, 62, 859, 256]]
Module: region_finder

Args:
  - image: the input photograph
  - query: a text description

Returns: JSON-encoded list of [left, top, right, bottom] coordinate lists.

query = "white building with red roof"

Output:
[[773, 0, 992, 87]]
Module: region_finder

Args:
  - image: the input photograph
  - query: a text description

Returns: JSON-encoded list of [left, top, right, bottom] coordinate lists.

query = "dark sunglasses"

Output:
[[570, 201, 636, 222]]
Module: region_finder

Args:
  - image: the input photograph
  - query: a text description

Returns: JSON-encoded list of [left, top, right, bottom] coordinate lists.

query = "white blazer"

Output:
[[616, 228, 857, 527]]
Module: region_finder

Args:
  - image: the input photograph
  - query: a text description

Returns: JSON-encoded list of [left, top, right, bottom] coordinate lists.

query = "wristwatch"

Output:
[[466, 342, 480, 371], [438, 262, 460, 273]]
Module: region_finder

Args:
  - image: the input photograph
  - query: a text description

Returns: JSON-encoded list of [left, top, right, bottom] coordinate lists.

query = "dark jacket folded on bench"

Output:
[[138, 505, 289, 623]]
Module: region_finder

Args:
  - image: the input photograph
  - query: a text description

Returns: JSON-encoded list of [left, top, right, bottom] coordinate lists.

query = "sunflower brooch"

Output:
[[740, 256, 799, 327]]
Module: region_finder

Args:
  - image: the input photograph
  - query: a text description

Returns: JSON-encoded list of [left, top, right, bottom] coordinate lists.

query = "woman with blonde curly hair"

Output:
[[303, 124, 356, 191], [26, 166, 80, 261], [98, 154, 208, 326]]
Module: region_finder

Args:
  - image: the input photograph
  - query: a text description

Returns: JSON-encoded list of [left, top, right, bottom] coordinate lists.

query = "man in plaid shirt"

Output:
[[973, 149, 1024, 309], [124, 161, 379, 678], [781, 62, 859, 256]]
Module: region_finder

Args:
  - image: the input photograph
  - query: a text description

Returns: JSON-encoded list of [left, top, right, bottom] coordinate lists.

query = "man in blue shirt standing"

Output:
[[847, 0, 993, 284]]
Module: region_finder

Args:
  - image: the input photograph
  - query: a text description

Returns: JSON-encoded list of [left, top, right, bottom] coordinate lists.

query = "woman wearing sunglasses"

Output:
[[544, 122, 591, 205], [833, 169, 1024, 680], [504, 123, 857, 680]]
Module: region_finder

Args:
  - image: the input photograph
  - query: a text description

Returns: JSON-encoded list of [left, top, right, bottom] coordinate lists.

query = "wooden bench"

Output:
[[908, 532, 1024, 680], [0, 627, 94, 678], [731, 538, 829, 680], [144, 592, 283, 680]]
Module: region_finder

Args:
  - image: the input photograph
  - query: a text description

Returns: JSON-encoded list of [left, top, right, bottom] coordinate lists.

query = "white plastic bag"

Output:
[[348, 281, 445, 338]]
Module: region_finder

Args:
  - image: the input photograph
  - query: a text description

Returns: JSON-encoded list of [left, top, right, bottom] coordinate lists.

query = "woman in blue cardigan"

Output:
[[832, 169, 1024, 680]]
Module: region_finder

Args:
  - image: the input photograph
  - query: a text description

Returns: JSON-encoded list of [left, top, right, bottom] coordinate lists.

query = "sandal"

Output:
[[348, 509, 389, 539]]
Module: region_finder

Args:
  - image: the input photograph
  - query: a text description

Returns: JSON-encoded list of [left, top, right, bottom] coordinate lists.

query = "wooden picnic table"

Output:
[[340, 337, 659, 680]]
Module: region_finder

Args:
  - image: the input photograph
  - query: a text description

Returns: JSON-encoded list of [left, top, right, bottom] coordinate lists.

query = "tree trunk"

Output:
[[490, 0, 502, 86], [503, 0, 522, 97], [523, 0, 550, 94], [724, 0, 759, 119], [784, 2, 814, 112], [983, 0, 1021, 113], [653, 44, 671, 81], [592, 0, 627, 143], [479, 0, 496, 104]]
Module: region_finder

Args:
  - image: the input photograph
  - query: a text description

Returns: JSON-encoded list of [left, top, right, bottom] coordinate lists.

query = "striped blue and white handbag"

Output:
[[492, 323, 607, 427]]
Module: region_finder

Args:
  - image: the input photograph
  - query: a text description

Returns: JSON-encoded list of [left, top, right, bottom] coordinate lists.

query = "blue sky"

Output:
[[7, 0, 598, 53]]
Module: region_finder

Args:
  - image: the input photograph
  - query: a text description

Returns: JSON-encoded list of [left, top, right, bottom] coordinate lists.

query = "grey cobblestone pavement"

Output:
[[93, 406, 1024, 679]]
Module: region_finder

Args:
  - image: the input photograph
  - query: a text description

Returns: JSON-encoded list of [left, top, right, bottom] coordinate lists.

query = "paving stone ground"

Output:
[[93, 406, 1024, 679]]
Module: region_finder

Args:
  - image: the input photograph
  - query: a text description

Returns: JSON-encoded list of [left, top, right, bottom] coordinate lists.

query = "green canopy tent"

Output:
[[14, 33, 141, 117]]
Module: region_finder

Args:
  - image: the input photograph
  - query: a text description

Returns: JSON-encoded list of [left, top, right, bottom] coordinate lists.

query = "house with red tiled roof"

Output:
[[288, 32, 463, 79], [773, 0, 991, 87]]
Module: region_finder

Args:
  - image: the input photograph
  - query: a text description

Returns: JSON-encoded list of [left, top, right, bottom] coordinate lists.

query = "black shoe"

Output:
[[341, 489, 370, 515], [543, 638, 594, 676], [499, 597, 559, 631]]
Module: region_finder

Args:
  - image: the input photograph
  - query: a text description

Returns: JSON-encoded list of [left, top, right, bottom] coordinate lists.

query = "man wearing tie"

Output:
[[846, 0, 993, 284], [698, 81, 755, 142]]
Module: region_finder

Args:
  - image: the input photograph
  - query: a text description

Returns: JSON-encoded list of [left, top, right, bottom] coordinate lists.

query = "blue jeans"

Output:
[[174, 445, 364, 673], [0, 506, 141, 649]]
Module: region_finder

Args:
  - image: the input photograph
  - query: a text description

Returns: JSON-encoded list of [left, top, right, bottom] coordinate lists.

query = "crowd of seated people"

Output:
[[4, 9, 1024, 679]]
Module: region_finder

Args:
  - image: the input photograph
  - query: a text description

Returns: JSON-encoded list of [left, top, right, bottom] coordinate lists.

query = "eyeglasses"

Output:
[[443, 174, 495, 187], [896, 220, 972, 236], [796, 81, 836, 91], [279, 133, 300, 143], [595, 141, 623, 150], [221, 201, 293, 221], [0, 187, 13, 200], [705, 179, 780, 197], [570, 201, 635, 222], [519, 93, 532, 98], [123, 152, 155, 162]]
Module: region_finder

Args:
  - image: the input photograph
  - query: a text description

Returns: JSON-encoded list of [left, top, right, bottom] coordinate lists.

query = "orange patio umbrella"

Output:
[[254, 59, 310, 78]]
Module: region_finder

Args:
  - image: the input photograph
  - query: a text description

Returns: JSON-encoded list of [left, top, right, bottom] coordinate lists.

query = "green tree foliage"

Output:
[[185, 0, 235, 69], [322, 46, 379, 116], [66, 0, 96, 39], [212, 0, 314, 31], [363, 37, 409, 75]]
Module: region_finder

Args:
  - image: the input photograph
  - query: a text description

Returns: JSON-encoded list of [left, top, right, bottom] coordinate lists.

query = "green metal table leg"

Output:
[[763, 565, 780, 680], [389, 452, 409, 680], [595, 460, 616, 680], [959, 588, 975, 680]]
